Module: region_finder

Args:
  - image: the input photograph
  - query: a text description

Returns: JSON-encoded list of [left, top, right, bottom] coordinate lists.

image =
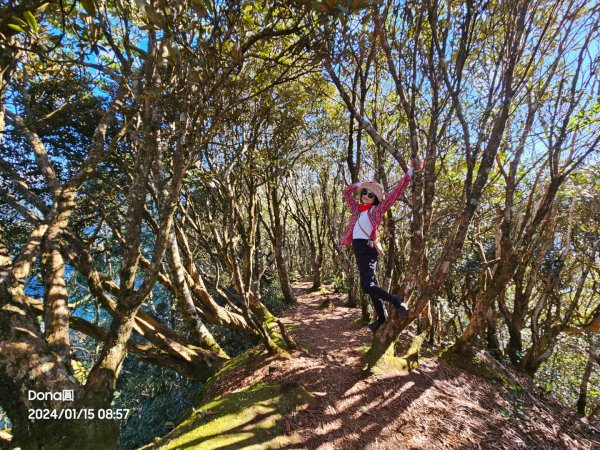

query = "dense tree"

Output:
[[300, 0, 599, 368], [0, 0, 311, 447], [0, 0, 598, 447]]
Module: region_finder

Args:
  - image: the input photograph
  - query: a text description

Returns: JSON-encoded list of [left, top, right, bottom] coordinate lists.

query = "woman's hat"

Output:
[[361, 180, 384, 202]]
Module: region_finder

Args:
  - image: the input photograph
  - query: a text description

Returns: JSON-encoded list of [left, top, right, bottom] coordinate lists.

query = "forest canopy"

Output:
[[0, 0, 598, 448]]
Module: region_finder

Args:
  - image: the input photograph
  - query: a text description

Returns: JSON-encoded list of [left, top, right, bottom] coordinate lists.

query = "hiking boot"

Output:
[[392, 295, 409, 319], [397, 302, 409, 319], [368, 320, 384, 332]]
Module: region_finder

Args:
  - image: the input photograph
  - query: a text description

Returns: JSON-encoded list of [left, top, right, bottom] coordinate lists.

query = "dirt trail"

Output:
[[192, 282, 600, 449]]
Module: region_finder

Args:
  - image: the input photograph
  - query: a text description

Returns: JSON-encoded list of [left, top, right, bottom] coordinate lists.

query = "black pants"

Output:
[[352, 239, 399, 322]]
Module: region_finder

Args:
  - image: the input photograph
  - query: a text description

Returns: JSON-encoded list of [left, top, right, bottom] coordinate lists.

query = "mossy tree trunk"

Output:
[[167, 230, 229, 358], [577, 352, 594, 415], [0, 282, 120, 449]]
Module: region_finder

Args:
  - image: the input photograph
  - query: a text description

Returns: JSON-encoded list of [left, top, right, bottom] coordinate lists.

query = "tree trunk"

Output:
[[361, 291, 370, 323], [0, 284, 119, 449], [486, 308, 501, 356], [362, 0, 529, 368], [428, 297, 439, 346], [167, 231, 228, 358], [174, 224, 260, 336], [506, 325, 523, 365], [577, 352, 594, 415], [453, 267, 513, 354], [310, 251, 323, 291], [273, 240, 296, 304], [522, 334, 557, 377], [65, 233, 229, 374], [41, 246, 71, 362], [382, 210, 396, 292], [345, 263, 359, 307], [418, 302, 431, 336], [504, 275, 530, 365]]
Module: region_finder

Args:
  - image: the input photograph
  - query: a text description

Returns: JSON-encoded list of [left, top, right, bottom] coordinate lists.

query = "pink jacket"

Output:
[[341, 172, 412, 246]]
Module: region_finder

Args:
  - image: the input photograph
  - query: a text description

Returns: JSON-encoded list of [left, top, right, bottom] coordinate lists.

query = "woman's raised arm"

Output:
[[343, 182, 361, 212], [375, 168, 414, 214]]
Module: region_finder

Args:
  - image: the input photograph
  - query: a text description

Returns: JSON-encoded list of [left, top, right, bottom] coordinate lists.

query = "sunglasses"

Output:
[[361, 189, 375, 199]]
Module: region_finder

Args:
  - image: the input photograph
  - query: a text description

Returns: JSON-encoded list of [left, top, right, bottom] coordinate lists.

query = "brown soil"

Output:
[[204, 281, 600, 449]]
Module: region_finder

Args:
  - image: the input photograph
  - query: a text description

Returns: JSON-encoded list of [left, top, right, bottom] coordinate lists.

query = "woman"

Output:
[[341, 166, 415, 332]]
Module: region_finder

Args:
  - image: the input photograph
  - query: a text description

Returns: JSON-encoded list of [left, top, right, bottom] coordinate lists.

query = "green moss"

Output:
[[358, 345, 370, 354], [152, 383, 312, 450], [261, 318, 295, 355], [363, 332, 428, 375], [405, 332, 427, 358], [175, 346, 293, 429], [371, 344, 411, 375], [201, 347, 263, 399], [188, 343, 229, 360], [264, 318, 279, 333], [267, 334, 292, 356]]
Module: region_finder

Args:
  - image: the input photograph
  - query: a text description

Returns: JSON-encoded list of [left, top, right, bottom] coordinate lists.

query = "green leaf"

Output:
[[11, 16, 29, 27], [7, 23, 26, 33], [71, 359, 88, 384], [35, 2, 52, 14], [23, 11, 38, 34]]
